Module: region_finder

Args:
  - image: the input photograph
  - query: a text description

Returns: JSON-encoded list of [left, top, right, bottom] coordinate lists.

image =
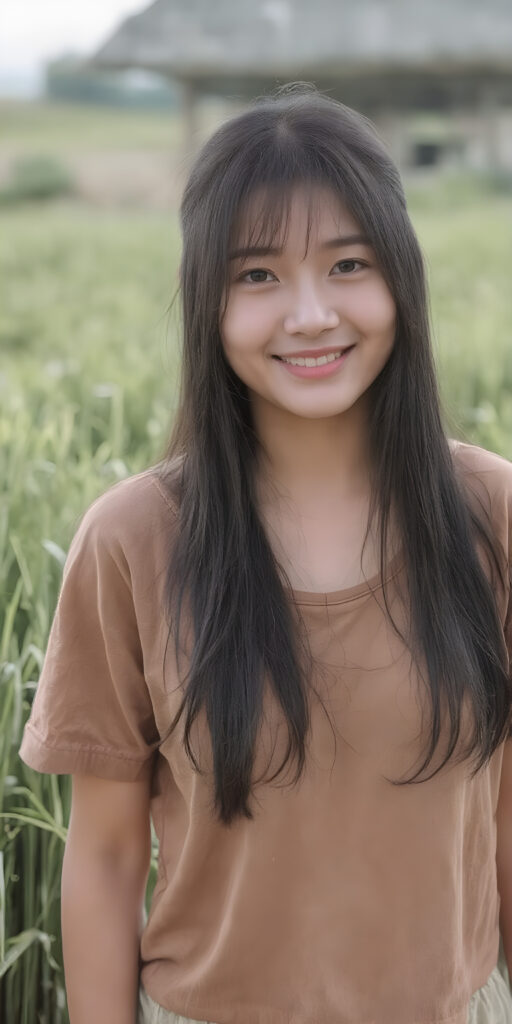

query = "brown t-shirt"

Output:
[[19, 440, 512, 1024]]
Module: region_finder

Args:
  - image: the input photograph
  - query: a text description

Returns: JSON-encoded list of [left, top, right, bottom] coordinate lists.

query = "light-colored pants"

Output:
[[467, 963, 512, 1023], [138, 962, 512, 1024]]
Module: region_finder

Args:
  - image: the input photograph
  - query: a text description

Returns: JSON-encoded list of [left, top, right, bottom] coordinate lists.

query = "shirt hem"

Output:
[[140, 957, 498, 1024]]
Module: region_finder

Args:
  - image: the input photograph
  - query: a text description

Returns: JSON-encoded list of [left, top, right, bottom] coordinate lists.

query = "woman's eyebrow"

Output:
[[228, 234, 370, 260]]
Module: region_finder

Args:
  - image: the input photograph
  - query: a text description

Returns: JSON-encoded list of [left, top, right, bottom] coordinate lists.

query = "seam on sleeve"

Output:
[[149, 475, 179, 517], [23, 722, 156, 764]]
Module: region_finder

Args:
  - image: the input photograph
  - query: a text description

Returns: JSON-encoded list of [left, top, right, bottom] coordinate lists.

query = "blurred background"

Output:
[[1, 2, 512, 1021]]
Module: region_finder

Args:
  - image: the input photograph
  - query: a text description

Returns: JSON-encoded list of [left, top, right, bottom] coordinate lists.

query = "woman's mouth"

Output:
[[272, 346, 355, 378]]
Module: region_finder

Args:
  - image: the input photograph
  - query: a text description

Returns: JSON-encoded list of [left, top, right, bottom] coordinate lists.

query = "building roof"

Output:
[[90, 0, 512, 110], [91, 0, 512, 77]]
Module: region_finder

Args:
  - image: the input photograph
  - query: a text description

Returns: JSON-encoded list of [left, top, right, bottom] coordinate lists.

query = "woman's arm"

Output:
[[61, 775, 152, 1024], [497, 738, 512, 980]]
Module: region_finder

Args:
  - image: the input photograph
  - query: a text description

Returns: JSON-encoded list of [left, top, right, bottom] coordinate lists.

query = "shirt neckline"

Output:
[[151, 444, 467, 607], [288, 548, 404, 606]]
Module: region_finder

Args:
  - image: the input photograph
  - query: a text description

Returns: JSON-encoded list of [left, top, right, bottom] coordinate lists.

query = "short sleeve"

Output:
[[19, 496, 161, 781]]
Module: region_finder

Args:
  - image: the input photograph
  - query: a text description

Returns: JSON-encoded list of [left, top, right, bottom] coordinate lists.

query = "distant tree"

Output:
[[44, 54, 179, 109]]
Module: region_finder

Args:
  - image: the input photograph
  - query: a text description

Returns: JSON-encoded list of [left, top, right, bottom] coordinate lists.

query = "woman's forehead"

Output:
[[230, 183, 362, 252]]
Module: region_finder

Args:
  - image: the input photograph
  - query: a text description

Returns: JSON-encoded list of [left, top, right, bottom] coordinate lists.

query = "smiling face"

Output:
[[220, 184, 396, 424]]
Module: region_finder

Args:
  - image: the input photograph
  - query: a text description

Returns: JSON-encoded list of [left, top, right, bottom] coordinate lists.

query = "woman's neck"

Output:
[[251, 393, 372, 512]]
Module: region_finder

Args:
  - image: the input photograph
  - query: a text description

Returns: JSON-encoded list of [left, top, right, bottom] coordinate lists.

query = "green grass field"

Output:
[[1, 102, 512, 1020], [0, 97, 230, 154]]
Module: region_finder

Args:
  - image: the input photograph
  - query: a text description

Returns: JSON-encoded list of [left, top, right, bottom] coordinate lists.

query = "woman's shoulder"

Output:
[[449, 437, 512, 484], [449, 438, 512, 553], [67, 458, 182, 568]]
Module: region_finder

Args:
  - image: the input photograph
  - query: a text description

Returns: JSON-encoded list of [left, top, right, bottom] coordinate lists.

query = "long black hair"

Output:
[[156, 83, 512, 825]]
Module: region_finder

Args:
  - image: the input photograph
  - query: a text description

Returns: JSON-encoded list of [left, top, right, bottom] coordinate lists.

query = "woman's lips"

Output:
[[273, 346, 355, 379]]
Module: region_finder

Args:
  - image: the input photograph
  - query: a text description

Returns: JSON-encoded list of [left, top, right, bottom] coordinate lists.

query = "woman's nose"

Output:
[[283, 281, 340, 337]]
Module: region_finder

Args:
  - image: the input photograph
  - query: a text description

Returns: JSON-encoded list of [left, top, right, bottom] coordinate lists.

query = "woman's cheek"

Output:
[[222, 298, 268, 355], [357, 288, 396, 340], [376, 283, 397, 329]]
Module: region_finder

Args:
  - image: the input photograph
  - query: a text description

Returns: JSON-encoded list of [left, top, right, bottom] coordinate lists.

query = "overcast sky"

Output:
[[1, 1, 145, 92]]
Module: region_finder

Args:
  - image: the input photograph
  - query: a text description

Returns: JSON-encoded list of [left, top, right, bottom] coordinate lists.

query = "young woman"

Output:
[[20, 84, 512, 1024]]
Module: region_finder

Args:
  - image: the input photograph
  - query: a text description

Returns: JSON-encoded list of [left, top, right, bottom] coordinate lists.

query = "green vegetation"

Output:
[[0, 98, 225, 154], [415, 189, 512, 456], [1, 162, 512, 1020], [0, 98, 182, 153], [1, 203, 181, 1022], [44, 57, 179, 110], [0, 155, 76, 204]]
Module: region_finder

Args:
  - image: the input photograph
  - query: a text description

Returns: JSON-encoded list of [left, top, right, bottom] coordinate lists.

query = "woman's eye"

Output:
[[239, 268, 275, 284], [332, 259, 366, 275]]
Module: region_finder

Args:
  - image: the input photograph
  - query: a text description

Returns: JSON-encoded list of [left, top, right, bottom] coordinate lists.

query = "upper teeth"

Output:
[[280, 351, 343, 367]]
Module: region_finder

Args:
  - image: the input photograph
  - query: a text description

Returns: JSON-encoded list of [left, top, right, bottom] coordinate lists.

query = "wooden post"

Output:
[[479, 83, 502, 173], [182, 79, 199, 161]]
